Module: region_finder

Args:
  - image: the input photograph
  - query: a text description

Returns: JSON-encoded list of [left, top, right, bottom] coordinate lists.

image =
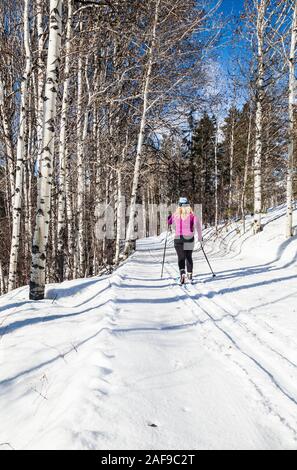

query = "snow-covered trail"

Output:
[[1, 206, 297, 450]]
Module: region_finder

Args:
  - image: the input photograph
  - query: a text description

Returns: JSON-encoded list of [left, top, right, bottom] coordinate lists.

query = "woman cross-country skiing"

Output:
[[168, 197, 203, 285]]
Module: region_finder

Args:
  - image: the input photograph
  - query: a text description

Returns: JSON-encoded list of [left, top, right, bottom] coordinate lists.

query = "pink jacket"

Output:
[[168, 213, 202, 241]]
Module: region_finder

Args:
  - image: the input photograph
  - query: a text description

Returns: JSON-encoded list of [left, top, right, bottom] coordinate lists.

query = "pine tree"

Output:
[[190, 113, 216, 225]]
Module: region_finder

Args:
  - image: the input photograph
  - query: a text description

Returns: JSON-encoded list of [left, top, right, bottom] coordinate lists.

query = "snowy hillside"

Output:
[[1, 205, 297, 450]]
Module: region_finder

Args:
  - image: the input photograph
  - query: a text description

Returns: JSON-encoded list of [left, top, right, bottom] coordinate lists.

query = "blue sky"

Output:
[[217, 0, 245, 73], [219, 0, 244, 16]]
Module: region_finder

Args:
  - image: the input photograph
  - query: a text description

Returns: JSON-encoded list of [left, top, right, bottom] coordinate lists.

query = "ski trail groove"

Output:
[[148, 246, 297, 439]]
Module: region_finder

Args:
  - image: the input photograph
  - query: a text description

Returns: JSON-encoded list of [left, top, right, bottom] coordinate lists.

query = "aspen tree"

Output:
[[8, 0, 31, 291], [286, 1, 297, 238], [253, 0, 267, 234], [30, 0, 63, 300], [124, 0, 160, 254], [57, 0, 73, 282]]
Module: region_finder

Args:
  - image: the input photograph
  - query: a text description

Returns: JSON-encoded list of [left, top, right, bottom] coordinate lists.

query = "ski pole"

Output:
[[161, 228, 169, 278], [200, 242, 216, 277]]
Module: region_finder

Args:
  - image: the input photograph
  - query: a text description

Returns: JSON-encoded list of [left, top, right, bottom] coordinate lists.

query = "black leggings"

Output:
[[174, 239, 194, 273]]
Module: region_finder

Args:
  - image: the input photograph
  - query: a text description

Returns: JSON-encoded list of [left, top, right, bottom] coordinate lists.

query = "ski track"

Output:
[[151, 249, 297, 440], [1, 207, 297, 449]]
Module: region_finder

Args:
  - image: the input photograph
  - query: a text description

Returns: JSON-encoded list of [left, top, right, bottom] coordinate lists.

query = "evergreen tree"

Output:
[[190, 113, 216, 225]]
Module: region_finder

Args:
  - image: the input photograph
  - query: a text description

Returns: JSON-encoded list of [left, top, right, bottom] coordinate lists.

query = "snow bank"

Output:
[[1, 203, 297, 449]]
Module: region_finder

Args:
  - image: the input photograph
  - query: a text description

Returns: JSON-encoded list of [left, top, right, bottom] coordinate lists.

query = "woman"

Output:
[[168, 197, 203, 284]]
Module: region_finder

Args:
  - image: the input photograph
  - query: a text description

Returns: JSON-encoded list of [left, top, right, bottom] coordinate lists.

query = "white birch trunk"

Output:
[[102, 175, 110, 263], [286, 1, 297, 238], [241, 109, 252, 234], [4, 164, 11, 225], [115, 169, 122, 264], [92, 106, 101, 275], [253, 0, 266, 234], [36, 0, 45, 168], [0, 261, 6, 295], [124, 0, 160, 254], [76, 44, 88, 277], [142, 190, 147, 238], [228, 113, 235, 218], [65, 145, 75, 279], [57, 0, 72, 281], [8, 0, 31, 291], [76, 52, 83, 272], [0, 79, 15, 209], [30, 0, 63, 300], [24, 95, 33, 263]]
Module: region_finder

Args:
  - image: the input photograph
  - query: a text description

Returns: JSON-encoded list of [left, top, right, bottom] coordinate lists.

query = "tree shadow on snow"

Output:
[[0, 301, 34, 316], [46, 277, 109, 304], [0, 298, 111, 338], [200, 235, 297, 285]]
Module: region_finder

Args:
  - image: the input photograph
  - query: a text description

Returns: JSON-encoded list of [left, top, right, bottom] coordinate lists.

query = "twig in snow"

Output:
[[71, 342, 78, 353], [0, 442, 15, 450]]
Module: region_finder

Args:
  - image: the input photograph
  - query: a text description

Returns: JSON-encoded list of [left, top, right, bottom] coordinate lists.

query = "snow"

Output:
[[1, 205, 297, 450]]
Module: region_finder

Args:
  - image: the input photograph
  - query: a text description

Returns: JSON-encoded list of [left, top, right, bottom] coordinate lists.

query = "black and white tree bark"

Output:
[[36, 0, 45, 168], [228, 109, 235, 218], [8, 0, 31, 291], [286, 0, 297, 238], [253, 0, 267, 234], [0, 78, 15, 214], [57, 0, 73, 282], [30, 0, 63, 300]]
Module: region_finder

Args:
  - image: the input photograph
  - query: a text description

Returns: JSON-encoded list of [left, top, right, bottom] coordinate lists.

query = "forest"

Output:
[[0, 0, 296, 300]]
